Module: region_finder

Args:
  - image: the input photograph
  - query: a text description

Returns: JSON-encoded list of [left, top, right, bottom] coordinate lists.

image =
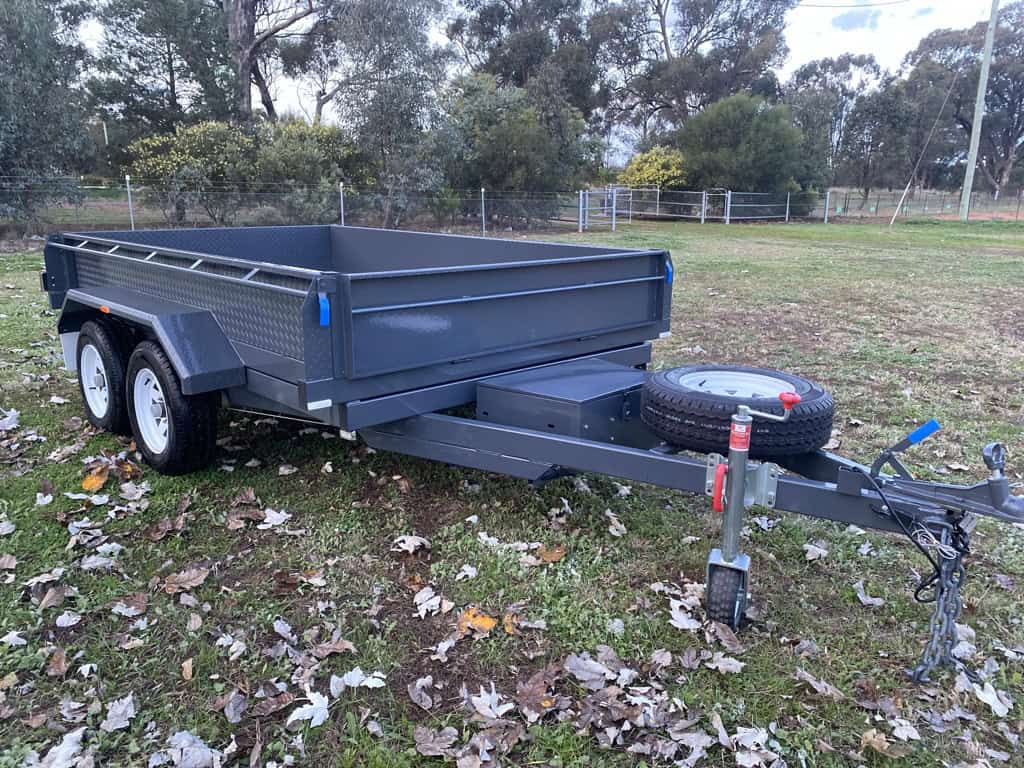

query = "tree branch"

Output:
[[251, 1, 318, 52]]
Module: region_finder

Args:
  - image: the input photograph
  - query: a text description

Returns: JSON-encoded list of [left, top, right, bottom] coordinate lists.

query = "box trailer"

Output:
[[43, 224, 1023, 681]]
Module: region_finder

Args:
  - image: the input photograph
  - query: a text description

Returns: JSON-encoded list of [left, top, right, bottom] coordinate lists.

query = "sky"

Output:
[[780, 0, 993, 77], [79, 0, 997, 122]]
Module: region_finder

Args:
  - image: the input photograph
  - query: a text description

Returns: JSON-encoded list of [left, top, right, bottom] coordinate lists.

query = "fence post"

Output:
[[338, 182, 345, 226], [785, 192, 791, 223], [578, 190, 584, 233], [1016, 190, 1022, 221], [480, 187, 486, 235], [611, 187, 617, 231], [627, 189, 632, 223], [724, 190, 732, 225], [700, 191, 707, 224], [655, 187, 661, 218], [125, 174, 135, 231], [823, 190, 831, 224]]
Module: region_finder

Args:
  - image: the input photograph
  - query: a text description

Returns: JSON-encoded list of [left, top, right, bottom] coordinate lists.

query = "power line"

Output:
[[888, 67, 961, 228], [795, 0, 912, 8]]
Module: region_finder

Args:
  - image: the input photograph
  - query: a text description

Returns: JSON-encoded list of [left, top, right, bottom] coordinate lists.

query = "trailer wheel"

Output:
[[641, 364, 833, 458], [706, 565, 746, 629], [126, 341, 218, 475], [76, 321, 131, 435]]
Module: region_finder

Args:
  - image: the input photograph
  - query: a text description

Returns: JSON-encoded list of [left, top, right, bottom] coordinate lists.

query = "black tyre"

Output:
[[76, 320, 131, 435], [126, 341, 218, 475], [707, 566, 746, 629], [641, 364, 834, 458]]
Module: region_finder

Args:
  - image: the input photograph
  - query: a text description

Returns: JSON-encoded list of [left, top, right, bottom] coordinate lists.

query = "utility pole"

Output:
[[959, 0, 1000, 222]]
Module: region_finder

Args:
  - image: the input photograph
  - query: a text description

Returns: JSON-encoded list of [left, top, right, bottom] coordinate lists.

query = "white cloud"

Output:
[[780, 0, 993, 79]]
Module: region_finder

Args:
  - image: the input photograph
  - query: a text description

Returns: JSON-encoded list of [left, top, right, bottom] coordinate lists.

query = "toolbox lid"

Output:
[[478, 358, 646, 403]]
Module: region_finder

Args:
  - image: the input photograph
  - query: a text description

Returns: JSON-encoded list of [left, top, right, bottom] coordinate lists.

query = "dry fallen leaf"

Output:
[[181, 658, 193, 681], [408, 676, 434, 710], [111, 593, 148, 617], [537, 543, 566, 563], [81, 466, 109, 492], [99, 693, 136, 732], [415, 725, 459, 757], [285, 691, 329, 728], [860, 728, 912, 758], [457, 606, 498, 637], [250, 691, 294, 718], [47, 647, 69, 677], [802, 541, 829, 561], [143, 514, 186, 542], [854, 580, 885, 608], [311, 634, 357, 659], [705, 652, 745, 674], [162, 567, 210, 594], [795, 667, 845, 701]]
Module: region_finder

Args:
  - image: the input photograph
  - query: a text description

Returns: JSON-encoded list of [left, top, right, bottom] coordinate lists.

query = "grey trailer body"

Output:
[[44, 226, 671, 424], [43, 224, 1023, 681]]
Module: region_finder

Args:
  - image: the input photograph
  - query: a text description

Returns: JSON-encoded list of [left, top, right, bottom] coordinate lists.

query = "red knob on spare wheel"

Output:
[[712, 463, 727, 513], [779, 392, 802, 410]]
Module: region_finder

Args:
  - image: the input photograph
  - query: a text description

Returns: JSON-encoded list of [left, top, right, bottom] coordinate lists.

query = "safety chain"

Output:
[[910, 522, 971, 683]]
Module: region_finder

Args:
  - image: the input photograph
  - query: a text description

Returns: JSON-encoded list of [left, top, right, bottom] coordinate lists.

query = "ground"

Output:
[[0, 219, 1022, 767]]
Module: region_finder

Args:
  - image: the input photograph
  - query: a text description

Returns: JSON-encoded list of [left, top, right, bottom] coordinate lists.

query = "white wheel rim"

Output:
[[672, 370, 795, 400], [133, 367, 169, 454], [80, 344, 110, 418]]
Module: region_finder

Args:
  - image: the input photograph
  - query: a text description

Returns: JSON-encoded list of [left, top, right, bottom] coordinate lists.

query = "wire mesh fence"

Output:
[[822, 187, 1024, 221], [2, 176, 1020, 238]]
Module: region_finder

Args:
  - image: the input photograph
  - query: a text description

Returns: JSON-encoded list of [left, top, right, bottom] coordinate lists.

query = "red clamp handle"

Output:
[[779, 392, 801, 410], [712, 463, 727, 513]]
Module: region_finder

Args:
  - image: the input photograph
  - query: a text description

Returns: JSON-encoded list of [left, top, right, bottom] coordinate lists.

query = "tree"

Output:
[[256, 120, 364, 186], [0, 0, 91, 224], [673, 94, 805, 192], [619, 146, 686, 189], [128, 122, 256, 223], [434, 73, 597, 193], [836, 81, 907, 199], [784, 55, 881, 184], [89, 0, 235, 167], [222, 0, 325, 122], [447, 0, 602, 119], [907, 2, 1024, 198], [592, 0, 797, 139]]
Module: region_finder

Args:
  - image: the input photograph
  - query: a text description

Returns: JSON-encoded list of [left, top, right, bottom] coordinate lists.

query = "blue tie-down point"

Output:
[[318, 292, 330, 327]]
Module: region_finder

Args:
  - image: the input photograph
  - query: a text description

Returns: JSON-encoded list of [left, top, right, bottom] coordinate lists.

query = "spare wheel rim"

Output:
[[80, 344, 109, 418], [671, 369, 794, 400], [134, 367, 169, 453]]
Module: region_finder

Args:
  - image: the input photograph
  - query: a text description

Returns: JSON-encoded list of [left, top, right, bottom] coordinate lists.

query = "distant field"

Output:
[[0, 219, 1022, 766]]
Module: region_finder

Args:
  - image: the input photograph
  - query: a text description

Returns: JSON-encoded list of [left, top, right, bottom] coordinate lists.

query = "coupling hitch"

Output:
[[705, 392, 800, 629]]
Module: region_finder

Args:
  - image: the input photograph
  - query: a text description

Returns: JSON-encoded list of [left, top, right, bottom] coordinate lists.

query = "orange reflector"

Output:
[[99, 305, 110, 314]]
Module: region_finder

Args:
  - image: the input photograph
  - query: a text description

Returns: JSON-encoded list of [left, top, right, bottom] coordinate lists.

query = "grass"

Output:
[[0, 219, 1022, 767]]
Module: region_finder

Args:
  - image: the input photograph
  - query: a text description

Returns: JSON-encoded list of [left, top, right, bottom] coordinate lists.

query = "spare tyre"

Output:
[[641, 364, 834, 458]]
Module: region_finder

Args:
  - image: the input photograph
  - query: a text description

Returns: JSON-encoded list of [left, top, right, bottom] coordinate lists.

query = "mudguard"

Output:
[[57, 287, 245, 395]]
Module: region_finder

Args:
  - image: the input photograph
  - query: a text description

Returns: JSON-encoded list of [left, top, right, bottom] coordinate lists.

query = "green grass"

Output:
[[1, 219, 1022, 766]]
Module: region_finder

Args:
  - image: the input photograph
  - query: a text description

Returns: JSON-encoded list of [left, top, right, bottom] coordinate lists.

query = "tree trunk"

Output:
[[252, 60, 278, 121], [223, 0, 257, 122], [653, 0, 673, 60], [165, 40, 180, 117]]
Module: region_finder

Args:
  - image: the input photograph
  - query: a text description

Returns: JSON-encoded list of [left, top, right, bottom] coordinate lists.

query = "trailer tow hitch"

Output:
[[867, 432, 1023, 681], [707, 404, 1024, 682]]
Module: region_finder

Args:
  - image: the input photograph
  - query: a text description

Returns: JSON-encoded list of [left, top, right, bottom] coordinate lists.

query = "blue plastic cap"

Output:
[[318, 293, 330, 327], [907, 419, 941, 445]]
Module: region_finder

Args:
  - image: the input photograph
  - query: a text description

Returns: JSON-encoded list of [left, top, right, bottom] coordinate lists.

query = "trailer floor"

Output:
[[1, 220, 1023, 767]]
